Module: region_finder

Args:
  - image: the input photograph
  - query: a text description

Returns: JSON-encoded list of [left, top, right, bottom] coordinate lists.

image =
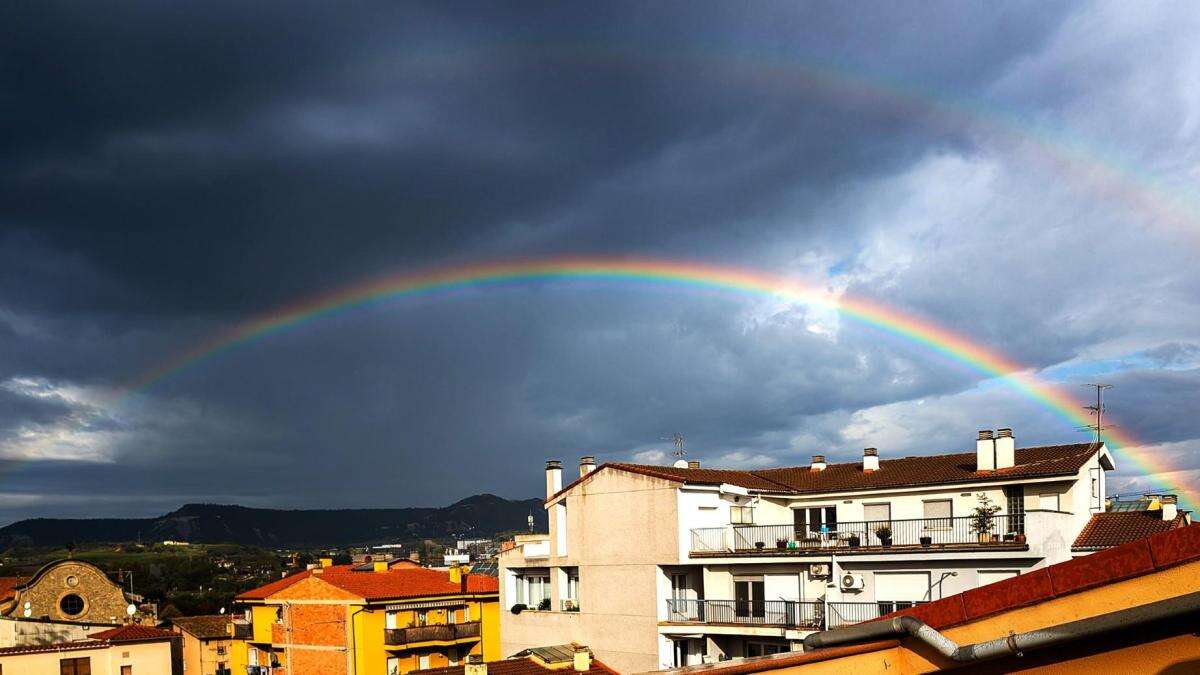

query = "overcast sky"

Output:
[[1, 1, 1198, 523]]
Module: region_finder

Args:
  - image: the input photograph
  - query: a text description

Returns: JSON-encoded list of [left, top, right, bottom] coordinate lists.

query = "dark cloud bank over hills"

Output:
[[0, 494, 546, 548]]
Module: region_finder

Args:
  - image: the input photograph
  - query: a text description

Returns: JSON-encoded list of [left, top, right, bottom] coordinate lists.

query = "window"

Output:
[[734, 578, 765, 618], [1040, 493, 1060, 511], [922, 500, 952, 530], [1004, 486, 1025, 534], [862, 503, 891, 531], [122, 667, 132, 675], [60, 658, 91, 675], [419, 655, 430, 670], [59, 594, 85, 617], [730, 505, 754, 524], [520, 572, 550, 609], [387, 657, 400, 675], [793, 506, 838, 538], [745, 642, 787, 657]]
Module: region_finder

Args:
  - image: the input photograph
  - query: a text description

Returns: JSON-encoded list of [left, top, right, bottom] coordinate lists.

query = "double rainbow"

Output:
[[128, 257, 1191, 510]]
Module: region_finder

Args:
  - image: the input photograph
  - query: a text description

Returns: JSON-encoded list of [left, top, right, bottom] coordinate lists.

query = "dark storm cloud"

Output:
[[1, 1, 1197, 522]]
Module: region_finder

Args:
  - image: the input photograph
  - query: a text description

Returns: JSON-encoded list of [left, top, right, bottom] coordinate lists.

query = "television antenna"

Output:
[[1080, 383, 1113, 444], [664, 433, 686, 459]]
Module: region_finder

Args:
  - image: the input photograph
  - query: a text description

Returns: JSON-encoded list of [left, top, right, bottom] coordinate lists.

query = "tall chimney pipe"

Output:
[[579, 456, 596, 478], [811, 455, 827, 472], [976, 430, 995, 472], [863, 448, 879, 473], [1162, 495, 1179, 522], [994, 428, 1015, 469], [546, 460, 563, 500]]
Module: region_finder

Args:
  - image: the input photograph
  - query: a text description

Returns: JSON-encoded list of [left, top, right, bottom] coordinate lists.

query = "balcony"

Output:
[[384, 621, 481, 647], [230, 622, 252, 639], [665, 599, 923, 631], [690, 514, 1026, 555]]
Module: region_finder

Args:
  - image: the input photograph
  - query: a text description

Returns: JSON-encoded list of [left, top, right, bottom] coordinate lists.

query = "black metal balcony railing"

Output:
[[384, 621, 481, 646], [691, 514, 1025, 553], [666, 599, 924, 631]]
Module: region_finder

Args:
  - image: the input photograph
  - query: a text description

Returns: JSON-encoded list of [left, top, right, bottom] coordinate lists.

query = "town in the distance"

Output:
[[0, 428, 1194, 674]]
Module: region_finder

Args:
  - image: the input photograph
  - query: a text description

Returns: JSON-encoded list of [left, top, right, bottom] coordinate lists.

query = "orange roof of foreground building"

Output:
[[237, 564, 498, 602], [0, 624, 176, 658], [1072, 510, 1190, 551]]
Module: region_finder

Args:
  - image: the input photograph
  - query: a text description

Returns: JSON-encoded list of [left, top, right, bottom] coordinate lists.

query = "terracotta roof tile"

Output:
[[237, 566, 498, 602], [88, 625, 176, 642], [416, 655, 618, 675], [875, 522, 1200, 630], [1071, 511, 1189, 550], [169, 614, 233, 639], [554, 443, 1101, 501], [0, 576, 26, 603]]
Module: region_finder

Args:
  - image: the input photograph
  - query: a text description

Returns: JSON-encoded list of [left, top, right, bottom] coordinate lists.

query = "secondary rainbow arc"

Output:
[[126, 257, 1194, 510]]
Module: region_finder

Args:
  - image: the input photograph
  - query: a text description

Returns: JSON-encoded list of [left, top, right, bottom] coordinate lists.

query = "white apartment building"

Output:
[[499, 431, 1117, 673]]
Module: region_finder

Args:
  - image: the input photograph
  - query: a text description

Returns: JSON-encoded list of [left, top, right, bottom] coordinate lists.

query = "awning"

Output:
[[383, 599, 465, 611]]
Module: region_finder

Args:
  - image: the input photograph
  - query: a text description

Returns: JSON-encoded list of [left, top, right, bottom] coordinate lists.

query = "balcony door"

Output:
[[734, 578, 765, 620], [793, 506, 837, 540]]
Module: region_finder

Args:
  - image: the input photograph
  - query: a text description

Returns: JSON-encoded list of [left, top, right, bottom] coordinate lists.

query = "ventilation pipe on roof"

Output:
[[546, 460, 563, 500], [803, 591, 1200, 664], [976, 430, 995, 472], [579, 456, 596, 478], [465, 654, 487, 675], [811, 455, 827, 472], [573, 645, 592, 672], [1162, 495, 1178, 521], [995, 428, 1015, 469], [863, 448, 879, 473]]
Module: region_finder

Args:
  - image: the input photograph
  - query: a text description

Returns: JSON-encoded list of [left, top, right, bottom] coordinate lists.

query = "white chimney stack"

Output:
[[810, 455, 827, 472], [862, 448, 879, 473], [465, 654, 488, 675], [579, 456, 596, 478], [995, 428, 1015, 469], [573, 645, 592, 672], [546, 460, 563, 499], [1162, 495, 1178, 522], [976, 430, 995, 472]]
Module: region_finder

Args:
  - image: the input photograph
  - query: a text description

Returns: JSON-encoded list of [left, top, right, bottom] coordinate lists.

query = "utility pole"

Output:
[[1081, 383, 1113, 445]]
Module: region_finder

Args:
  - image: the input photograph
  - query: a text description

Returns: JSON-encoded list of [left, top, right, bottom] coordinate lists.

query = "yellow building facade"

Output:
[[235, 560, 499, 675]]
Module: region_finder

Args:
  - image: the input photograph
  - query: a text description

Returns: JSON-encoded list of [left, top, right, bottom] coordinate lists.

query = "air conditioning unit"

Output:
[[840, 573, 865, 591], [809, 563, 831, 578]]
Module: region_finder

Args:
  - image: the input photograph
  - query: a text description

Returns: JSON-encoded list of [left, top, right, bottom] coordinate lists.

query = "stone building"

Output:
[[0, 560, 155, 647]]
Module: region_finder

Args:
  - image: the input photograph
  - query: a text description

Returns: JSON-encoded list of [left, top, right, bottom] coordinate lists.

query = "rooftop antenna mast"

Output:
[[664, 433, 688, 468], [1081, 383, 1113, 445]]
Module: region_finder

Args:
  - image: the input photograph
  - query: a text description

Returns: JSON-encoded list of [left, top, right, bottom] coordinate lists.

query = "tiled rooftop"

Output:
[[237, 564, 499, 601], [169, 614, 234, 639], [555, 443, 1102, 501], [1072, 510, 1190, 550]]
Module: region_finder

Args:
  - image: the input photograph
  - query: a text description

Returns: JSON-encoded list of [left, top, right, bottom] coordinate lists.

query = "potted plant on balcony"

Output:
[[848, 534, 861, 548], [755, 541, 766, 550], [776, 538, 788, 550], [919, 534, 932, 547], [510, 603, 527, 614], [538, 598, 552, 611], [970, 492, 1002, 544], [874, 526, 892, 547]]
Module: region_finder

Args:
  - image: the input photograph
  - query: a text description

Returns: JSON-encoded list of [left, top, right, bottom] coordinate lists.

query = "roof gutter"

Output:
[[802, 591, 1200, 663]]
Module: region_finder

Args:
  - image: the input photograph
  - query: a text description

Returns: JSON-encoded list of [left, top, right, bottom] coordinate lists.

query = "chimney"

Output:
[[448, 562, 463, 585], [976, 430, 995, 472], [573, 645, 592, 672], [687, 460, 701, 469], [862, 448, 879, 473], [319, 558, 333, 568], [372, 561, 387, 573], [579, 456, 596, 478], [465, 654, 487, 675], [1162, 495, 1178, 522], [810, 455, 826, 472], [995, 428, 1015, 469], [461, 569, 469, 593], [546, 460, 563, 499]]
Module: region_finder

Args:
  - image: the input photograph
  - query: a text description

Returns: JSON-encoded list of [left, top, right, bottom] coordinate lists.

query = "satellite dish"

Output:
[[23, 601, 30, 609], [22, 608, 31, 618], [673, 459, 689, 468], [126, 604, 137, 616], [219, 607, 226, 614]]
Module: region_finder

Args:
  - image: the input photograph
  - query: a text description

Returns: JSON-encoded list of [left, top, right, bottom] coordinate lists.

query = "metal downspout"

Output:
[[802, 590, 1200, 663]]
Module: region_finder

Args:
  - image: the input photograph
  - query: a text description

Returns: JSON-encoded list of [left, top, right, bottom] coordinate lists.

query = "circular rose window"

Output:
[[59, 593, 85, 616]]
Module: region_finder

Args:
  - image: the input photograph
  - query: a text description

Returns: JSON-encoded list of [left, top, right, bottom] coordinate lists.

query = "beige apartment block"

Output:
[[501, 433, 1124, 672]]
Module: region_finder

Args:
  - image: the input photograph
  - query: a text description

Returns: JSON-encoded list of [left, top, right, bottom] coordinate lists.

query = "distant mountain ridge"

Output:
[[0, 494, 547, 548]]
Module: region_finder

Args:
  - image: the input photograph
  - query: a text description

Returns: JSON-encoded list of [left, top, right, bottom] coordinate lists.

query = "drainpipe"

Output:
[[802, 591, 1200, 663]]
